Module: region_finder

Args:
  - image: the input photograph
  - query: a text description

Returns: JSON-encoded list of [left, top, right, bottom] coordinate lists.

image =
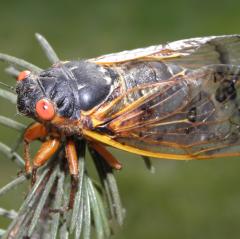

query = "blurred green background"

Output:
[[1, 0, 240, 238]]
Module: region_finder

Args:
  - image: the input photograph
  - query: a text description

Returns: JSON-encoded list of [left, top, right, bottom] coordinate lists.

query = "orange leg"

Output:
[[90, 142, 122, 170], [65, 139, 79, 209], [32, 138, 61, 184], [65, 139, 79, 177], [23, 123, 48, 174]]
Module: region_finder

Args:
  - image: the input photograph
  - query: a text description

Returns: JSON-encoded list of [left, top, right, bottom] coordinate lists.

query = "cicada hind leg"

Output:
[[90, 142, 122, 170]]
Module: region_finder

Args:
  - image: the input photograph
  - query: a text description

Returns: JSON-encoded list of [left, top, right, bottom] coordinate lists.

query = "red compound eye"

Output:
[[17, 70, 31, 81], [36, 98, 55, 121]]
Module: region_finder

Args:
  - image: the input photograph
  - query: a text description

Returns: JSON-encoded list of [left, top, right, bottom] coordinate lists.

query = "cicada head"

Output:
[[16, 61, 113, 125]]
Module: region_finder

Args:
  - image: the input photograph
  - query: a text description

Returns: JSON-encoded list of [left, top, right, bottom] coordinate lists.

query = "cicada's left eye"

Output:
[[35, 98, 55, 121], [17, 70, 31, 81]]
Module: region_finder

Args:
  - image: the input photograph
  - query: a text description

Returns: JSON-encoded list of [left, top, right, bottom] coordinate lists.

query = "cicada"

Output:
[[16, 35, 240, 183]]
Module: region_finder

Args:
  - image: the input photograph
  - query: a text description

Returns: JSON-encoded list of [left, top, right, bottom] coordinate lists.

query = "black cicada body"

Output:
[[15, 35, 240, 181]]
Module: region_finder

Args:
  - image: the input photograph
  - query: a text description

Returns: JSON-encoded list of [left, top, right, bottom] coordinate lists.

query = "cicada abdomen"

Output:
[[88, 60, 240, 160]]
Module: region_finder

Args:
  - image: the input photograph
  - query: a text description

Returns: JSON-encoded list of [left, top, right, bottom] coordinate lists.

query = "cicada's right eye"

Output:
[[17, 70, 31, 81], [35, 98, 56, 121]]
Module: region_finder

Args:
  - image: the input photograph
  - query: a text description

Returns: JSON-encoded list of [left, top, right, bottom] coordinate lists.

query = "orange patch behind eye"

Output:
[[36, 98, 55, 121], [17, 70, 31, 81]]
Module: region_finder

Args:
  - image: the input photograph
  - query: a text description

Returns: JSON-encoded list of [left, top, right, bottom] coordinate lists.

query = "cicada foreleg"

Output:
[[31, 138, 60, 185], [23, 122, 48, 174], [23, 122, 61, 184]]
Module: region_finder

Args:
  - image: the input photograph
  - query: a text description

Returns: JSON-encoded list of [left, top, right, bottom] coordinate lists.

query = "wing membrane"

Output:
[[85, 64, 240, 159], [90, 35, 240, 68]]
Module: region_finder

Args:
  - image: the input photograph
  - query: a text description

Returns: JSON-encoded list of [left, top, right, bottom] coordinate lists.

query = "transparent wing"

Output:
[[84, 64, 240, 160], [90, 35, 240, 68]]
